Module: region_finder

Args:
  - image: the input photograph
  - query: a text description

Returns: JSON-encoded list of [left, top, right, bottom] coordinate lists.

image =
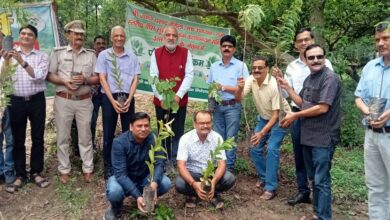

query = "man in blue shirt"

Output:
[[104, 112, 171, 219], [355, 19, 390, 220], [207, 35, 249, 172]]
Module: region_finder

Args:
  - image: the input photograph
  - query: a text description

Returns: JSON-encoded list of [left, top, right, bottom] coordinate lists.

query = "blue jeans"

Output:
[[101, 94, 134, 178], [291, 108, 310, 194], [303, 144, 335, 220], [106, 175, 171, 210], [250, 115, 287, 191], [0, 109, 15, 184], [213, 102, 241, 171], [175, 171, 235, 196], [91, 93, 102, 148]]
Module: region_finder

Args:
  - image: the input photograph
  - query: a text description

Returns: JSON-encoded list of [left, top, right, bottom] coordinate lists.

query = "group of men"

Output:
[[0, 16, 389, 220]]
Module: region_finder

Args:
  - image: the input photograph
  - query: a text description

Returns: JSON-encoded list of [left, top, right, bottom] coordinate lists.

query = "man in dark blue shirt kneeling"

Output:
[[104, 112, 171, 220]]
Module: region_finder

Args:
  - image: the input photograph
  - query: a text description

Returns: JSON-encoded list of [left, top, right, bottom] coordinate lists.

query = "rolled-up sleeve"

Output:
[[176, 51, 194, 98]]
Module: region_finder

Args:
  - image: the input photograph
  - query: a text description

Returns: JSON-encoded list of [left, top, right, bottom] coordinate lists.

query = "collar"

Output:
[[15, 46, 36, 55], [218, 56, 238, 66], [250, 73, 270, 86], [295, 57, 307, 67], [190, 129, 212, 143], [374, 57, 390, 69], [66, 45, 86, 53], [110, 47, 131, 58]]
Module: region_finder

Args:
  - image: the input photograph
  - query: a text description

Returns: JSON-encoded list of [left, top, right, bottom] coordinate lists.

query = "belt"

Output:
[[367, 126, 390, 133], [11, 92, 44, 101], [220, 99, 237, 106], [56, 91, 90, 100]]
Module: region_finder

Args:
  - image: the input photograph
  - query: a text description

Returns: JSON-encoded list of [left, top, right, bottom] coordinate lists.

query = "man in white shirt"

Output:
[[175, 110, 235, 208]]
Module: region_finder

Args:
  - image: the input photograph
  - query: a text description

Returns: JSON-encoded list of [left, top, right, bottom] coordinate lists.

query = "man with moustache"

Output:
[[2, 25, 49, 190], [236, 56, 290, 200], [95, 26, 140, 179], [150, 25, 194, 167], [272, 28, 333, 205], [48, 20, 99, 184], [355, 20, 390, 220], [278, 44, 341, 220], [208, 35, 249, 173], [175, 110, 235, 209], [104, 112, 171, 219], [90, 35, 106, 149]]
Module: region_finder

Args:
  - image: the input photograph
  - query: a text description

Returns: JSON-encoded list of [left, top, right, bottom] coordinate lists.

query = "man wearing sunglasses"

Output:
[[273, 28, 333, 207], [207, 35, 249, 173], [277, 44, 341, 220], [355, 19, 390, 220]]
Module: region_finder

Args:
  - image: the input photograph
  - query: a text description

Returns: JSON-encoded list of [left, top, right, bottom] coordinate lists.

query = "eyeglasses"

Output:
[[296, 37, 312, 44], [221, 44, 234, 49], [307, 55, 324, 61]]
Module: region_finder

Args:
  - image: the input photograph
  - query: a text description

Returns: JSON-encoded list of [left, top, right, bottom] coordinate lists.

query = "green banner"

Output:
[[0, 1, 60, 97], [126, 3, 229, 101]]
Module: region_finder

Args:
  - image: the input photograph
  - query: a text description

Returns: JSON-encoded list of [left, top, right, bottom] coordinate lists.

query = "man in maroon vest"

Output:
[[150, 26, 194, 167]]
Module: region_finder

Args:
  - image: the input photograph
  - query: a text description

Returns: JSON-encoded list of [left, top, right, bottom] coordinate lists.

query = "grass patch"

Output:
[[55, 176, 90, 219], [331, 146, 366, 202]]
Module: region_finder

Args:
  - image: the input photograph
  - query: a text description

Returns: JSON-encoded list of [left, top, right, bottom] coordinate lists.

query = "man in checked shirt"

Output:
[[4, 24, 50, 189]]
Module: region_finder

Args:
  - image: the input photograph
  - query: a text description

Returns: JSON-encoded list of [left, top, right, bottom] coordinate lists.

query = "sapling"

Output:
[[108, 52, 126, 106], [207, 81, 222, 112], [150, 76, 180, 114], [200, 137, 235, 195], [143, 119, 174, 213]]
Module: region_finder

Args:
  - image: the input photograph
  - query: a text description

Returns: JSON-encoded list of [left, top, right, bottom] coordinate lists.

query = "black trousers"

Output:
[[9, 92, 46, 179], [155, 105, 186, 163]]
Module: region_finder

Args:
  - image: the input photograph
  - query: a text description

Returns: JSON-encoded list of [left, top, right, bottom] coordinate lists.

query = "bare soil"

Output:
[[0, 94, 368, 220]]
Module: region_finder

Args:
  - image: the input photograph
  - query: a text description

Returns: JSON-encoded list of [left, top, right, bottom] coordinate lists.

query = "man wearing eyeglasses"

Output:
[[149, 26, 194, 169], [235, 56, 290, 201], [277, 44, 341, 220], [273, 28, 333, 206], [207, 35, 249, 173], [355, 19, 390, 220]]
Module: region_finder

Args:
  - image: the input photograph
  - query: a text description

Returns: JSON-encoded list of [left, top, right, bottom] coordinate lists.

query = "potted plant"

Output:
[[207, 81, 222, 112], [143, 119, 175, 213], [108, 52, 126, 107], [200, 137, 235, 195]]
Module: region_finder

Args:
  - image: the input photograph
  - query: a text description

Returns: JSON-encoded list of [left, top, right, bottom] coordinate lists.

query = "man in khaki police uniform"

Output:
[[47, 20, 99, 184]]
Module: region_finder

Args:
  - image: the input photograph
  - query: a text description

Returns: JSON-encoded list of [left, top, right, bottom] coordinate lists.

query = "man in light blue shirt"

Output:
[[95, 26, 140, 179], [207, 35, 249, 172], [355, 19, 390, 220]]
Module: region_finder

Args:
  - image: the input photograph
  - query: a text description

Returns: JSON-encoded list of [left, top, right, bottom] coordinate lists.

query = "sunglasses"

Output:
[[307, 55, 324, 61]]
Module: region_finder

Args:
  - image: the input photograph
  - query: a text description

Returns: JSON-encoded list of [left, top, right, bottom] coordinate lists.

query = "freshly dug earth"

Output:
[[0, 94, 368, 220]]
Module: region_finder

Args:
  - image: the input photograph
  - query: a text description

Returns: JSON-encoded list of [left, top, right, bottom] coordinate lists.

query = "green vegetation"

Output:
[[146, 120, 173, 183], [108, 52, 123, 93], [55, 176, 89, 219], [201, 137, 235, 189], [0, 62, 17, 110], [150, 77, 180, 114]]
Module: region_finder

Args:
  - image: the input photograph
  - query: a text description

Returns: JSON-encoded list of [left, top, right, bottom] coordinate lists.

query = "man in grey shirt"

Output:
[[277, 44, 341, 220]]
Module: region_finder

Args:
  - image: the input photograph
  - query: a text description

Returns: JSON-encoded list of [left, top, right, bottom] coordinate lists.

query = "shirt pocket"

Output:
[[82, 63, 93, 77], [303, 87, 321, 103]]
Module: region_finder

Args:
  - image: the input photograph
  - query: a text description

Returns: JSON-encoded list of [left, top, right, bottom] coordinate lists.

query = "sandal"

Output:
[[300, 215, 318, 220], [5, 183, 16, 193], [13, 177, 24, 189], [260, 190, 276, 200], [211, 196, 224, 209], [32, 173, 50, 188], [255, 181, 265, 188]]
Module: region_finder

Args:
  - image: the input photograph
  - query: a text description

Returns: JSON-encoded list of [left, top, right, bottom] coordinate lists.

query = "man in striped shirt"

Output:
[[4, 24, 50, 189]]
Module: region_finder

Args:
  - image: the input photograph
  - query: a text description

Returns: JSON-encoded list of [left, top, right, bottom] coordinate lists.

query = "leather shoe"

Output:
[[287, 192, 311, 205], [59, 173, 69, 184], [83, 172, 93, 183]]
